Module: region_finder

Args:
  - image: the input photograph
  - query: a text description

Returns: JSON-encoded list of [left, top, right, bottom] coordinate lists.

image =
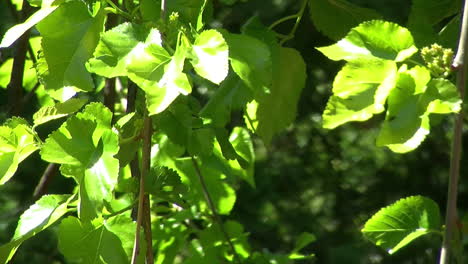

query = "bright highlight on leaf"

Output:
[[0, 5, 57, 48], [317, 20, 418, 62], [36, 1, 105, 91], [0, 120, 39, 185], [33, 98, 87, 127], [190, 29, 229, 84], [318, 20, 460, 153], [322, 59, 397, 129], [126, 29, 192, 115], [362, 195, 441, 254], [40, 103, 119, 220], [0, 195, 70, 263], [87, 23, 149, 78]]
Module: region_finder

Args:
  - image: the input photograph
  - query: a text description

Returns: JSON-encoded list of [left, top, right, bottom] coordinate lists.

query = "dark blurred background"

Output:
[[1, 0, 466, 263]]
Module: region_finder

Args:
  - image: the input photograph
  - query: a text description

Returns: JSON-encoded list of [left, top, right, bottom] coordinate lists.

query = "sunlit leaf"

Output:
[[0, 195, 70, 263], [362, 196, 441, 254], [87, 23, 149, 78], [126, 29, 191, 115], [322, 59, 397, 129], [223, 32, 272, 96], [41, 105, 119, 220], [317, 20, 418, 62], [33, 98, 87, 127], [377, 68, 460, 153], [36, 1, 105, 91], [58, 216, 130, 264], [189, 30, 229, 84], [0, 5, 57, 48], [0, 122, 38, 185]]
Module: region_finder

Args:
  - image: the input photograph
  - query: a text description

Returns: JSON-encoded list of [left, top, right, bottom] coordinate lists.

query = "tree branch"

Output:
[[131, 113, 153, 264], [8, 1, 33, 116], [33, 163, 58, 201], [439, 0, 468, 263]]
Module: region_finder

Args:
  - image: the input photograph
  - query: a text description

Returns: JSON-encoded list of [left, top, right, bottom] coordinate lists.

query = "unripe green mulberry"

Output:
[[420, 44, 454, 78]]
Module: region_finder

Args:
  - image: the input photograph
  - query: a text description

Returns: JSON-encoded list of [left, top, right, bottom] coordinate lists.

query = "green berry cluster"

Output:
[[420, 44, 454, 78]]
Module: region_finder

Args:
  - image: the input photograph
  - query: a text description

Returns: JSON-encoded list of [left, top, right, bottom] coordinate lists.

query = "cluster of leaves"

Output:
[[0, 0, 465, 262], [0, 0, 312, 263], [317, 20, 460, 153], [312, 0, 464, 257]]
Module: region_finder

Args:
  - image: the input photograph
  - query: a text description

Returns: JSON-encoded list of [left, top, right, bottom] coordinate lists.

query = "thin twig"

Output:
[[131, 114, 152, 264], [33, 163, 58, 201], [279, 0, 308, 45], [191, 156, 242, 264], [439, 0, 468, 263]]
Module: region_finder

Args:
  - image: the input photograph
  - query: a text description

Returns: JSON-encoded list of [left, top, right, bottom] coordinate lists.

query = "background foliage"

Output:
[[0, 0, 467, 263]]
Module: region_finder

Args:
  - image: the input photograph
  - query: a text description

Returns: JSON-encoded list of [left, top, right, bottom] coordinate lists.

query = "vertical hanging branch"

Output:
[[8, 1, 33, 116], [439, 1, 468, 263], [131, 112, 153, 264], [103, 1, 118, 114]]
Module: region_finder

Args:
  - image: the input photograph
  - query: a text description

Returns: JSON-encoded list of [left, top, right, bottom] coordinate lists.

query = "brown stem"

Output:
[[191, 156, 242, 264], [8, 1, 33, 116], [32, 164, 58, 201], [103, 78, 116, 113], [439, 0, 468, 263], [131, 114, 152, 264]]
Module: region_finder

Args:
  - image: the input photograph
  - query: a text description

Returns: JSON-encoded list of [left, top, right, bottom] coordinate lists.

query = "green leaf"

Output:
[[41, 106, 119, 219], [197, 221, 251, 260], [33, 98, 88, 127], [322, 59, 397, 129], [424, 79, 461, 114], [200, 73, 252, 127], [223, 32, 272, 96], [87, 23, 149, 78], [104, 214, 146, 263], [126, 29, 191, 115], [170, 157, 236, 215], [227, 127, 255, 187], [407, 0, 461, 46], [58, 216, 130, 264], [189, 30, 229, 84], [0, 123, 38, 185], [247, 47, 306, 144], [362, 195, 441, 254], [377, 70, 460, 153], [36, 1, 105, 91], [40, 116, 98, 166], [308, 0, 382, 40], [0, 195, 70, 263], [292, 232, 316, 253], [316, 20, 418, 62], [0, 5, 57, 48]]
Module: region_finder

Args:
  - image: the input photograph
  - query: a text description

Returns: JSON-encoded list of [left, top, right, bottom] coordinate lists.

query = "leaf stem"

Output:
[[439, 0, 468, 263], [269, 14, 299, 30], [190, 156, 242, 264], [104, 0, 133, 21], [279, 0, 308, 45]]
